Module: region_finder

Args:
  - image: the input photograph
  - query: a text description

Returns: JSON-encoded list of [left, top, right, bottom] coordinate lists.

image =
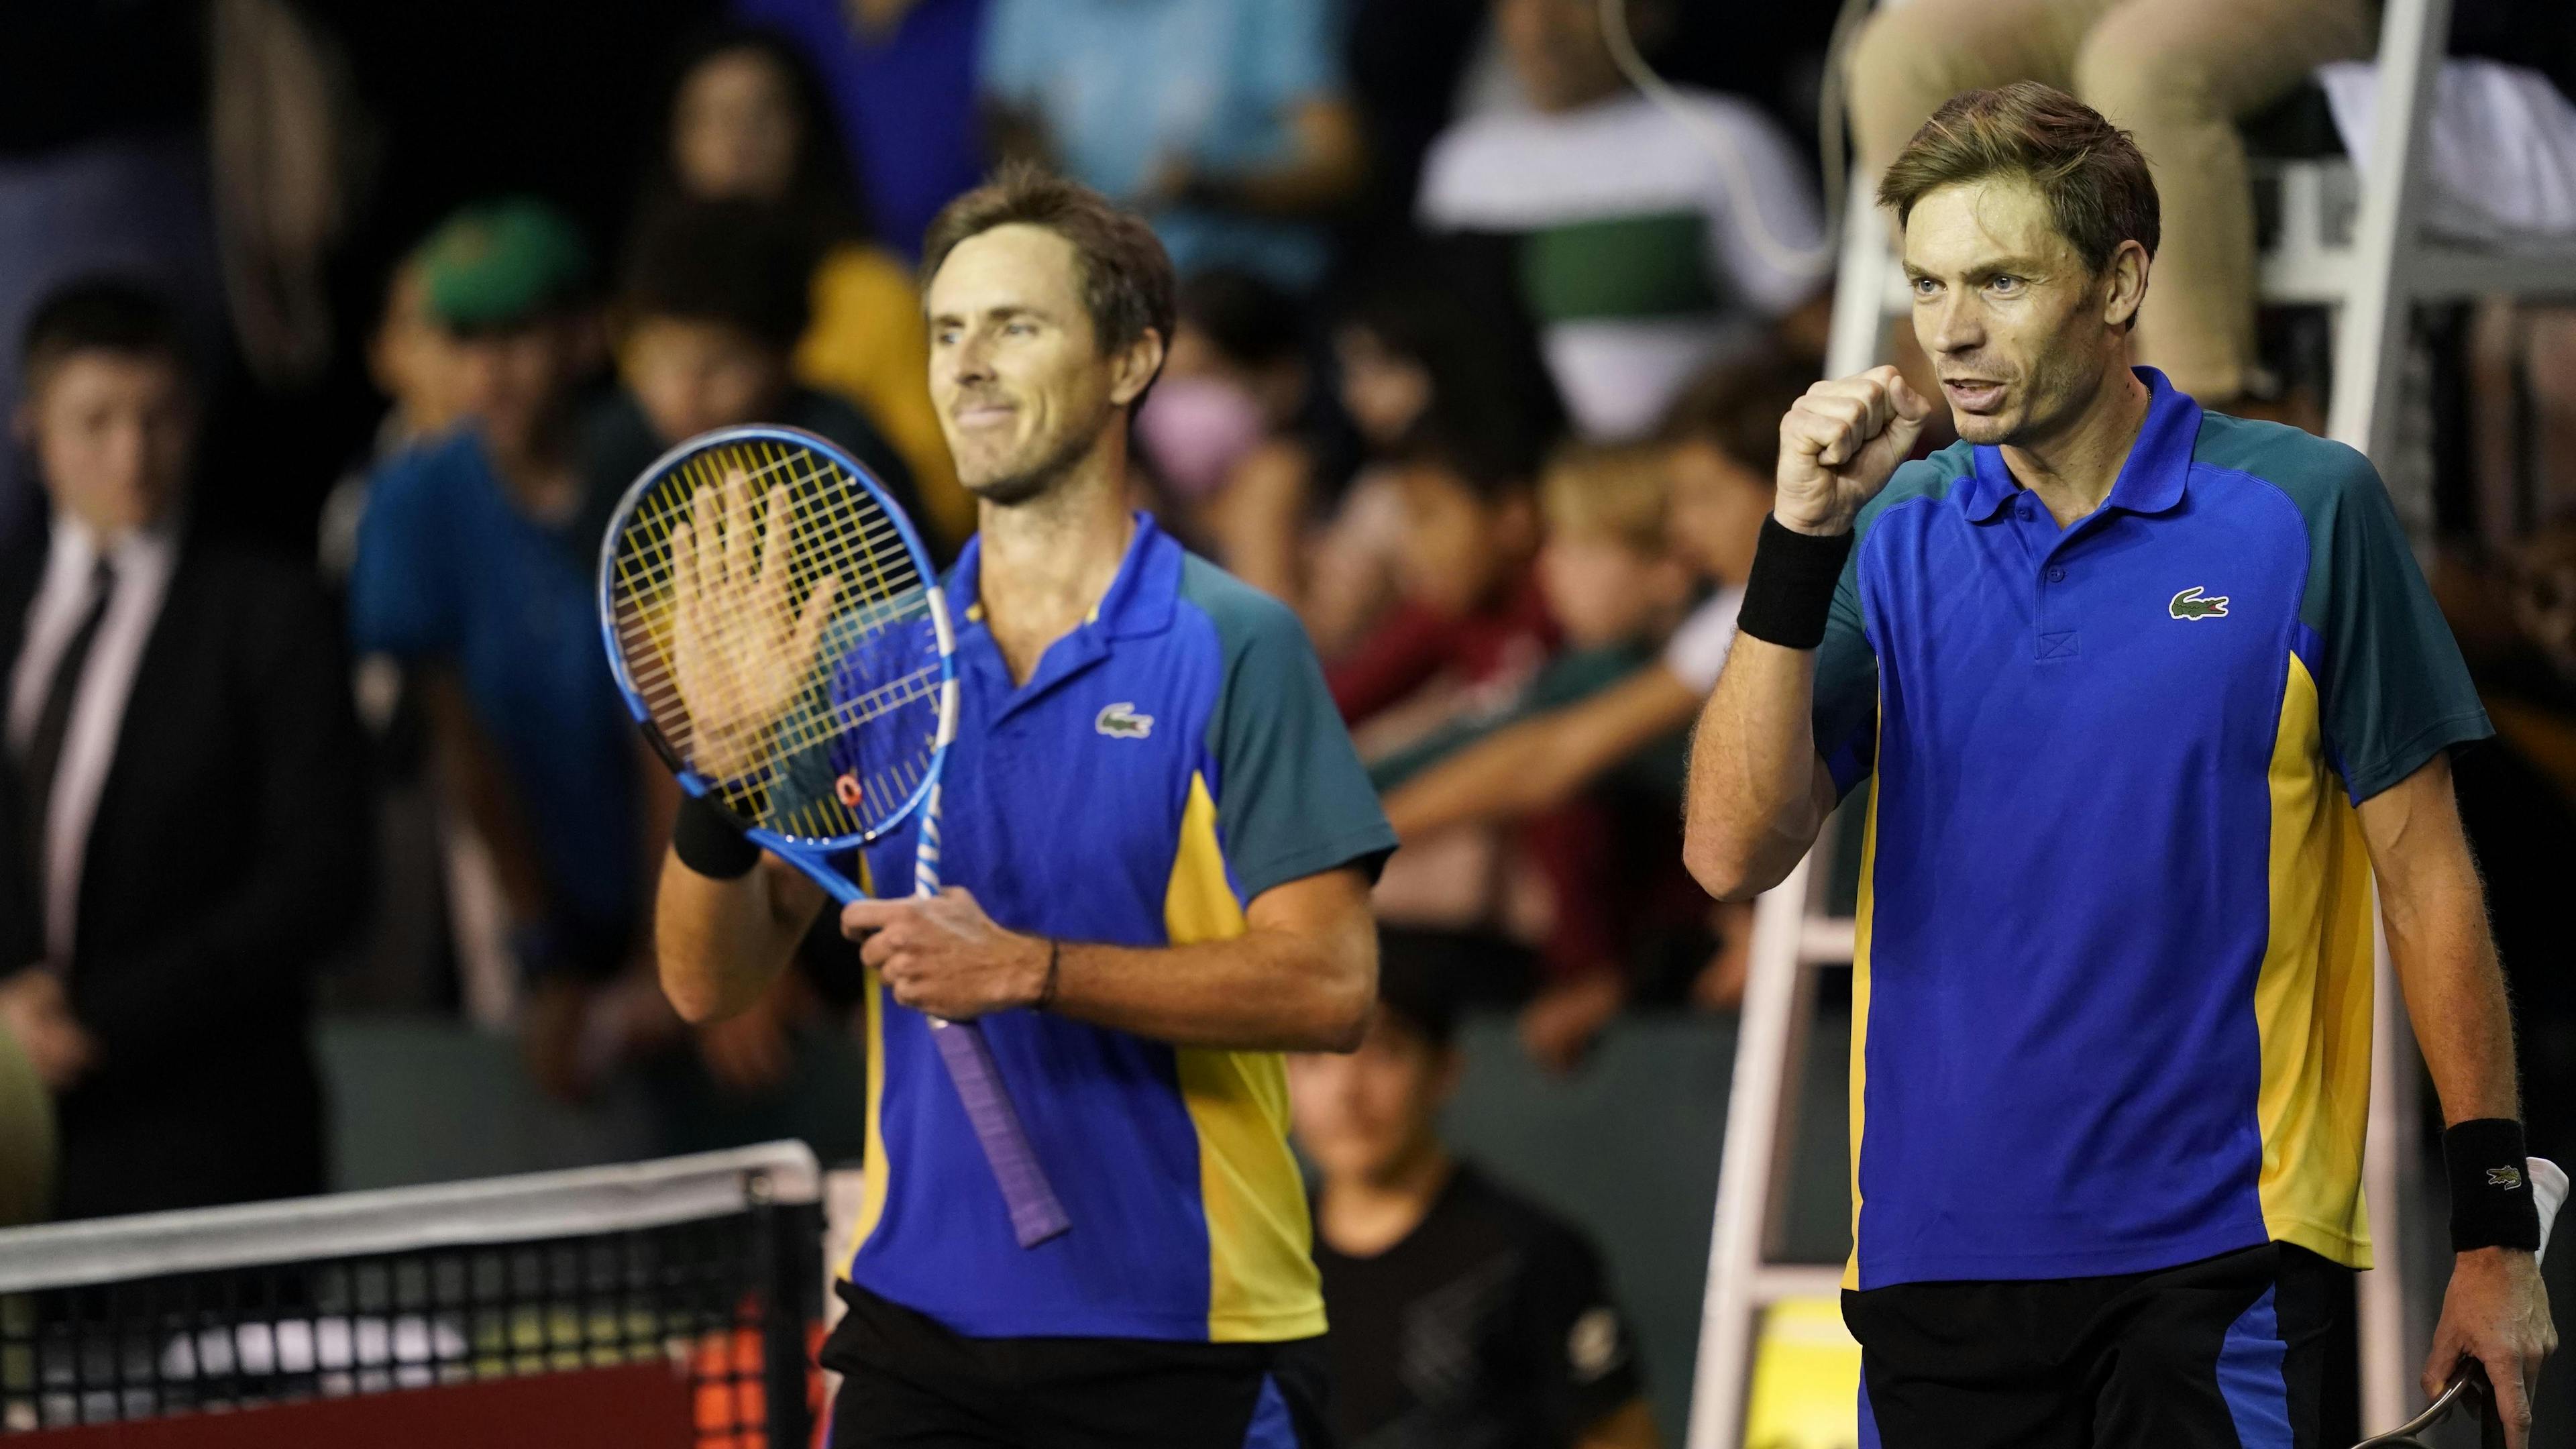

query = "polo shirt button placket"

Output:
[[2047, 566, 2065, 583]]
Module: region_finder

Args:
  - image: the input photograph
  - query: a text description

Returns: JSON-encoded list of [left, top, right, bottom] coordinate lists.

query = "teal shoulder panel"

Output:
[[2193, 410, 2491, 800], [1178, 555, 1398, 900]]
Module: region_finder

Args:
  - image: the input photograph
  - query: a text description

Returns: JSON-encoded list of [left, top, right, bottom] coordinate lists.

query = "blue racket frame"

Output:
[[598, 424, 1071, 1248]]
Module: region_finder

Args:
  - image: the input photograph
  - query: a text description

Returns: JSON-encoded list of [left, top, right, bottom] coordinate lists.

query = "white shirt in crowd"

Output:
[[1420, 89, 1827, 439], [6, 518, 178, 965], [1662, 584, 1745, 696]]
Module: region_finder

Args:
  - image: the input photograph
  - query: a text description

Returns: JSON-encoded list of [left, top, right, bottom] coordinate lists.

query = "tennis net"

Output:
[[0, 1141, 824, 1448]]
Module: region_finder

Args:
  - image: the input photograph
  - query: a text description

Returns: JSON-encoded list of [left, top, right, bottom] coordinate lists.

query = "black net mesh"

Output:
[[0, 1177, 821, 1446]]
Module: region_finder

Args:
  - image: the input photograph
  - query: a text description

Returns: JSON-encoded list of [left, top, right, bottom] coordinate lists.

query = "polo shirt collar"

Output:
[[1959, 367, 2201, 523], [944, 509, 1179, 641]]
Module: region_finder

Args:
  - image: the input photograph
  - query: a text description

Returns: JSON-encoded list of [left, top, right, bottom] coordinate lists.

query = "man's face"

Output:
[[449, 318, 583, 459], [23, 352, 194, 537], [1497, 0, 1629, 113], [623, 317, 788, 445], [673, 48, 801, 204], [1902, 178, 2135, 447], [1288, 1013, 1456, 1186], [927, 224, 1144, 506]]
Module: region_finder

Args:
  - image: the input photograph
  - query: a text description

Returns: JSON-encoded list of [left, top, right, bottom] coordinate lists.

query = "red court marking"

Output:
[[9, 1360, 696, 1449]]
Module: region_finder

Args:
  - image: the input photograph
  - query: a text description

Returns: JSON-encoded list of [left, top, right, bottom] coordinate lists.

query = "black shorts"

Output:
[[1843, 1242, 2358, 1449], [821, 1281, 1334, 1449]]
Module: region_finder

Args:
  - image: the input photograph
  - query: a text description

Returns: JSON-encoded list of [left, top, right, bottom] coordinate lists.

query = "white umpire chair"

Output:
[[1684, 0, 2576, 1442]]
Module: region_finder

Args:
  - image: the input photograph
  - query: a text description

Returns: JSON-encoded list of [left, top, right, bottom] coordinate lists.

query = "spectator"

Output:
[[979, 0, 1365, 293], [1377, 363, 1804, 835], [319, 254, 475, 585], [0, 278, 368, 1217], [587, 198, 921, 535], [1375, 443, 1701, 1071], [1328, 429, 1557, 731], [1377, 360, 1812, 1024], [1290, 949, 1658, 1448], [731, 0, 991, 267], [1307, 250, 1565, 656], [345, 200, 653, 1099], [314, 250, 481, 1018], [1137, 268, 1325, 607], [0, 5, 227, 556], [1844, 0, 2374, 412], [648, 25, 969, 547], [1419, 0, 1826, 440]]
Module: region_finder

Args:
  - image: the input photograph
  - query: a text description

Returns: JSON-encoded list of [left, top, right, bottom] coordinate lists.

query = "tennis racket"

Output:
[[598, 423, 1070, 1248], [2353, 1157, 2563, 1448]]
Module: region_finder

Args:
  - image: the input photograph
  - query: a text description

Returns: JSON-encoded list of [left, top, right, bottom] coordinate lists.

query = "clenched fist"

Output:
[[1776, 365, 1935, 538]]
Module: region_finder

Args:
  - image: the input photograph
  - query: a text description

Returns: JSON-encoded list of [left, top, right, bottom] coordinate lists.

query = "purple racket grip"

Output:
[[928, 1018, 1071, 1247], [915, 782, 1071, 1248]]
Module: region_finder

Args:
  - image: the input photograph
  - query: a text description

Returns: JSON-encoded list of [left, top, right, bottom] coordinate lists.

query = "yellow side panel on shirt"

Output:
[[2254, 653, 2375, 1269], [1843, 711, 1884, 1293], [1167, 770, 1328, 1342]]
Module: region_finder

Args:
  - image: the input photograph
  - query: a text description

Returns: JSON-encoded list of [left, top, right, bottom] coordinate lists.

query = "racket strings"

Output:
[[607, 437, 943, 843]]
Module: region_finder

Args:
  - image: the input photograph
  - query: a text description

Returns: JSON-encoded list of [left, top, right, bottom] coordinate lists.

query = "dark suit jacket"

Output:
[[0, 530, 370, 1219]]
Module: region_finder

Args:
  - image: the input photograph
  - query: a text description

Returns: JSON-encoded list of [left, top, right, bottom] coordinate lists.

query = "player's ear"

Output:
[[2103, 239, 2149, 331], [1108, 325, 1167, 410]]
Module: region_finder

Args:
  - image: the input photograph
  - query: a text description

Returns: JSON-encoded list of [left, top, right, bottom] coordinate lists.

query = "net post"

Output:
[[745, 1169, 818, 1449]]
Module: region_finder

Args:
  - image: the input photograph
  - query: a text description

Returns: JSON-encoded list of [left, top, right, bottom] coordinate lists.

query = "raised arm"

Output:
[[1682, 644, 1841, 900], [1386, 665, 1701, 840], [840, 867, 1377, 1053], [2360, 756, 2556, 1444], [1682, 366, 1927, 900]]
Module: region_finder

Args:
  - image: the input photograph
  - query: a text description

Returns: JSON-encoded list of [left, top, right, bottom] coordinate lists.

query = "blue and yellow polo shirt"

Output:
[[1819, 369, 2490, 1291], [840, 514, 1395, 1341]]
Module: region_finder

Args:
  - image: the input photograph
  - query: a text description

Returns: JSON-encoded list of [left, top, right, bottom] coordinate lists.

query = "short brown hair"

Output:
[[1541, 442, 1670, 553], [922, 162, 1177, 364], [1876, 81, 2159, 272], [1659, 353, 1813, 476]]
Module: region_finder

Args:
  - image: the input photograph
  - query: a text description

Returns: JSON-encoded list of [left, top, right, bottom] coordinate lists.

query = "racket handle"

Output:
[[914, 782, 1073, 1248], [929, 1017, 1071, 1247]]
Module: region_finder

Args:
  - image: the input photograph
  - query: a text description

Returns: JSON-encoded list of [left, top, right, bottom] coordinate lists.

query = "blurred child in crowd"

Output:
[[346, 200, 659, 1097], [1329, 429, 1558, 731], [1136, 268, 1327, 608], [1379, 358, 1812, 1046], [1307, 250, 1563, 656], [1373, 444, 1703, 1071], [647, 25, 965, 545], [1290, 948, 1658, 1449], [584, 199, 920, 534]]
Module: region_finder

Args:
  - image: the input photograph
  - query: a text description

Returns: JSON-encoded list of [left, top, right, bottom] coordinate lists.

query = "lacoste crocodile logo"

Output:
[[1095, 702, 1155, 740], [2169, 586, 2230, 621], [2489, 1165, 2525, 1190]]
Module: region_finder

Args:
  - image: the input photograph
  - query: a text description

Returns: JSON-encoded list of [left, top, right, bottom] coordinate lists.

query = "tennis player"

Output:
[[656, 164, 1395, 1448], [1683, 83, 2555, 1448]]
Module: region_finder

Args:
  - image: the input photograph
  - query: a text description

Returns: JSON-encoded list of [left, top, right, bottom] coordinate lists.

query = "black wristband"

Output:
[[1737, 515, 1855, 649], [2446, 1118, 2542, 1252], [672, 792, 761, 880]]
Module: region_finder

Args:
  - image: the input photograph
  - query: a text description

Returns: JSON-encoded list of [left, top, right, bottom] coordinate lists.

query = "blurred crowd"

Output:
[[3, 0, 2576, 1442]]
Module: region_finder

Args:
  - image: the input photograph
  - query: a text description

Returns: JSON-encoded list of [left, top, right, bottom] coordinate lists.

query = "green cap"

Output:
[[415, 199, 592, 331]]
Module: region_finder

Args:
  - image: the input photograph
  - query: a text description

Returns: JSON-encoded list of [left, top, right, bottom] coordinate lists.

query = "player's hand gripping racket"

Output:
[[600, 424, 1070, 1248], [2354, 1157, 2563, 1448]]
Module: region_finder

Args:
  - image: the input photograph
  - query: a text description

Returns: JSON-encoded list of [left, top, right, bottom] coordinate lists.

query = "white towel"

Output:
[[2318, 57, 2576, 245]]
